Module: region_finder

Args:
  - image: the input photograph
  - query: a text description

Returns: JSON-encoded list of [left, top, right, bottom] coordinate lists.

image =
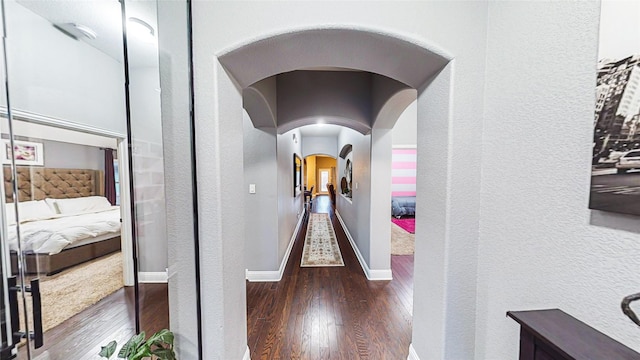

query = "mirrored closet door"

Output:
[[0, 0, 136, 358], [0, 0, 199, 358]]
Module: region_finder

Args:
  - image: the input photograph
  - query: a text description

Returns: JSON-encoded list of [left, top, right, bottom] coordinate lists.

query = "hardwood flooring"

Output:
[[247, 195, 414, 359], [18, 283, 168, 360]]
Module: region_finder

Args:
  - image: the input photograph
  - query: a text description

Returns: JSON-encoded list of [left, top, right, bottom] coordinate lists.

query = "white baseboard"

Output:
[[243, 346, 251, 360], [138, 271, 168, 283], [407, 343, 419, 360], [335, 211, 393, 281], [246, 207, 306, 282], [245, 269, 281, 282]]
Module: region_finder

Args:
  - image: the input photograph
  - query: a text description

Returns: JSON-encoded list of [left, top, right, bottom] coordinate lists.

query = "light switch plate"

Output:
[[249, 184, 256, 194]]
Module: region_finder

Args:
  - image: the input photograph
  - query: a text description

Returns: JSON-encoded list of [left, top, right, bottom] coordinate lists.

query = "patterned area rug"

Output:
[[391, 217, 415, 234], [19, 251, 123, 333], [391, 222, 415, 255], [301, 213, 345, 267]]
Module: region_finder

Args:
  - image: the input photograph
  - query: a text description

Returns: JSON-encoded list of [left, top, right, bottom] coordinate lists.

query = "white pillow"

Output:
[[5, 204, 15, 225], [5, 200, 57, 224], [53, 196, 113, 214]]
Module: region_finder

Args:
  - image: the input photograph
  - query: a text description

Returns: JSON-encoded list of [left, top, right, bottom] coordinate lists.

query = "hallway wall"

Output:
[[277, 128, 304, 267], [243, 110, 279, 271], [336, 127, 372, 264], [477, 2, 640, 358]]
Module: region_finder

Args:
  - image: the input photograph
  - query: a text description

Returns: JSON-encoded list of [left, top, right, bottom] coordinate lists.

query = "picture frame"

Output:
[[589, 1, 640, 215], [293, 153, 302, 197], [2, 140, 44, 166]]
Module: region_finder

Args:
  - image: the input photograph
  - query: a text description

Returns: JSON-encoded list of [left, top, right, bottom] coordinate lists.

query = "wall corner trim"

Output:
[[335, 210, 392, 281], [246, 207, 306, 282], [243, 346, 251, 360], [407, 343, 420, 360], [138, 271, 168, 283]]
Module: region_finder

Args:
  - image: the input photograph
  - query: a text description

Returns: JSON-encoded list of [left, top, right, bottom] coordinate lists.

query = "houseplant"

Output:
[[99, 329, 176, 360]]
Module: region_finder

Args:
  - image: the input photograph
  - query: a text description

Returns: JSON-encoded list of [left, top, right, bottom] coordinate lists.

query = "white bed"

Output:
[[7, 203, 121, 255]]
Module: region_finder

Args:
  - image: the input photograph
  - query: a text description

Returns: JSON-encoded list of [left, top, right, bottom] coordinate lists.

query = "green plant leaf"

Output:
[[118, 332, 146, 358], [151, 348, 177, 360], [146, 329, 174, 348], [99, 340, 117, 358], [129, 344, 151, 360]]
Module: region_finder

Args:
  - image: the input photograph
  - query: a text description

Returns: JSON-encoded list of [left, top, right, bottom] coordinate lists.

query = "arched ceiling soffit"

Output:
[[374, 88, 418, 129], [217, 26, 452, 90], [277, 116, 369, 135], [305, 154, 336, 160], [243, 87, 276, 129]]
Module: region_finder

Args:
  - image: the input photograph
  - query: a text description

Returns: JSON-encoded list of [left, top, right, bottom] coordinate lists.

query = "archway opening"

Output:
[[194, 25, 461, 359]]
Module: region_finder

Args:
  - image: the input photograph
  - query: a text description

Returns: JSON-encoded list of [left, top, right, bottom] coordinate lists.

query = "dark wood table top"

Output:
[[507, 309, 640, 360]]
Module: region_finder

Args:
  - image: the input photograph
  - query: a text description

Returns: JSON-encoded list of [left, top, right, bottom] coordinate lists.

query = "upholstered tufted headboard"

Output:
[[3, 166, 104, 203]]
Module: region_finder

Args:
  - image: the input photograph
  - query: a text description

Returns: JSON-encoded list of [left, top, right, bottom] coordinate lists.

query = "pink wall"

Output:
[[391, 147, 416, 196]]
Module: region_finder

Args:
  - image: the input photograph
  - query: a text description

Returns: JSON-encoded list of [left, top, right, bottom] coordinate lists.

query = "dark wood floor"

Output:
[[247, 195, 414, 359], [18, 283, 168, 360]]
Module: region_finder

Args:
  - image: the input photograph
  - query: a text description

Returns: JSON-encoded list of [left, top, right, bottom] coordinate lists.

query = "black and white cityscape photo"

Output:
[[590, 1, 640, 215]]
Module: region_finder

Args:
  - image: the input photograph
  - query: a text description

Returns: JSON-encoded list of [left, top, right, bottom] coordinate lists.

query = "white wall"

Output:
[[302, 135, 338, 158], [277, 128, 303, 265], [41, 140, 103, 170], [336, 127, 371, 264], [477, 1, 640, 358], [157, 1, 199, 356], [4, 0, 126, 134], [392, 100, 417, 146], [243, 111, 279, 271]]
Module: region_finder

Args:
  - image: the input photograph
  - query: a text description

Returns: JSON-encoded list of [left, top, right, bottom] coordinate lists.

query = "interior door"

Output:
[[0, 1, 41, 358], [0, 0, 135, 358]]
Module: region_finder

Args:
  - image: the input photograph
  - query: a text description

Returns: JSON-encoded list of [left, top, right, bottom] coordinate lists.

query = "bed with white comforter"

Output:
[[6, 196, 121, 255]]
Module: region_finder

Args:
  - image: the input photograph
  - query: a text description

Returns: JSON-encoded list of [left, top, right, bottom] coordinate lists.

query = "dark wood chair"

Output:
[[304, 186, 314, 208], [328, 183, 336, 206]]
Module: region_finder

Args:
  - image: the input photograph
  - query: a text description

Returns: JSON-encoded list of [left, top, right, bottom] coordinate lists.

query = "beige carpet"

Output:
[[391, 222, 415, 255], [301, 213, 344, 267], [19, 251, 124, 333]]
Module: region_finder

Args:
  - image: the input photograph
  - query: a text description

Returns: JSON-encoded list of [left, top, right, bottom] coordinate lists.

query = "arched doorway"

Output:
[[186, 24, 467, 359]]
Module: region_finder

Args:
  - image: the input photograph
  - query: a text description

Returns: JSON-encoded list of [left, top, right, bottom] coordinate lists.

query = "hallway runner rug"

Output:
[[301, 213, 345, 267]]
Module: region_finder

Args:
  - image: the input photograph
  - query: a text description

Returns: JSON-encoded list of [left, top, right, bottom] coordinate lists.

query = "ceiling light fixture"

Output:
[[53, 23, 97, 41], [127, 17, 155, 43], [73, 24, 97, 40]]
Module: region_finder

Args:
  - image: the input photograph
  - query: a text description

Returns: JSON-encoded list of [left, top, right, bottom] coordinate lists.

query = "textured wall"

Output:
[[158, 1, 199, 356], [477, 1, 640, 358], [392, 100, 417, 146], [276, 129, 304, 265], [243, 111, 278, 271], [337, 127, 372, 264]]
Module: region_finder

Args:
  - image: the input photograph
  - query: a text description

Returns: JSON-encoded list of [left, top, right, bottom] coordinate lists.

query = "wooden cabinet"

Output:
[[507, 309, 640, 360]]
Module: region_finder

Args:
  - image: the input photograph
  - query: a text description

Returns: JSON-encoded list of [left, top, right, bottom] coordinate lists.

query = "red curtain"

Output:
[[104, 149, 116, 205]]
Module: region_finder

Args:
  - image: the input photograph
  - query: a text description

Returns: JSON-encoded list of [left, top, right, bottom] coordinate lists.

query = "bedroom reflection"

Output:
[[0, 0, 175, 357], [1, 0, 137, 358]]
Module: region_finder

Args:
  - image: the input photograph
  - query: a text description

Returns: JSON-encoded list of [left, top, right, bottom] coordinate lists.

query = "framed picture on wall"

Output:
[[589, 1, 640, 215], [1, 140, 44, 166]]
